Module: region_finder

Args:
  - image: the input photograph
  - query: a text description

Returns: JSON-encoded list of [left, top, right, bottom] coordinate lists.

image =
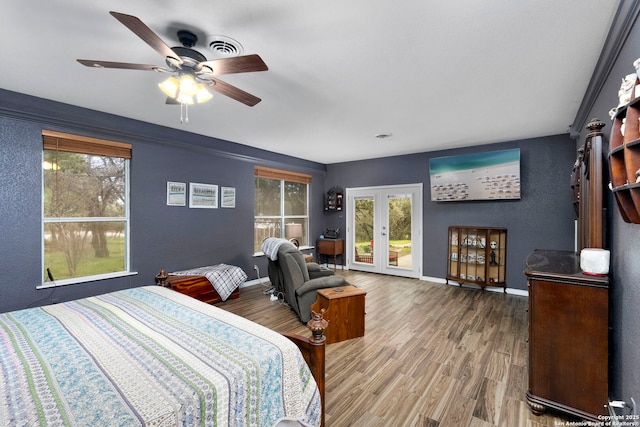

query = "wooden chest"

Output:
[[165, 275, 240, 304], [311, 285, 366, 344]]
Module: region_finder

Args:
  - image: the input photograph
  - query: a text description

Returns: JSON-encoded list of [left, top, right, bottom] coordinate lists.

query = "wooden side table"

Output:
[[317, 238, 344, 270], [310, 285, 366, 344]]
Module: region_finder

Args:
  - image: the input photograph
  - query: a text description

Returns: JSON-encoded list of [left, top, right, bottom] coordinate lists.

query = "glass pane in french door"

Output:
[[354, 196, 375, 264], [387, 193, 412, 269]]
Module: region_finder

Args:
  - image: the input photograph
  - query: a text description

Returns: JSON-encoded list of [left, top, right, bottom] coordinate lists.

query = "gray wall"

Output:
[[0, 90, 327, 312], [325, 135, 577, 291], [575, 9, 640, 413]]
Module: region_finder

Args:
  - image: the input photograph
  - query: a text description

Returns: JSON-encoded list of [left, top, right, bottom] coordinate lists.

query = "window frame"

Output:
[[40, 130, 135, 288], [254, 166, 311, 254]]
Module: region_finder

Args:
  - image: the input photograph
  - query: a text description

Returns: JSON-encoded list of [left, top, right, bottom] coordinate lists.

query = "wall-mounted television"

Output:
[[429, 148, 521, 201]]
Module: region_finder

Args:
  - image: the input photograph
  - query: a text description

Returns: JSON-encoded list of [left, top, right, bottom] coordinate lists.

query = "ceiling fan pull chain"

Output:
[[179, 102, 190, 124]]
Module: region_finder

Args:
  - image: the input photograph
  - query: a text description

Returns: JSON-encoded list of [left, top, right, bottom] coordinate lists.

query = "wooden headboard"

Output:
[[574, 118, 606, 250]]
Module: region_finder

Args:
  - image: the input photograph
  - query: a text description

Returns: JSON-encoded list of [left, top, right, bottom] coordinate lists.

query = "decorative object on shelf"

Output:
[[325, 186, 344, 211], [489, 240, 498, 265], [618, 73, 638, 105], [446, 226, 507, 292]]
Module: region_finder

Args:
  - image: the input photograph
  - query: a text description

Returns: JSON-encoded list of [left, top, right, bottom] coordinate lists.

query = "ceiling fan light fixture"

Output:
[[178, 74, 198, 97], [158, 76, 180, 98], [160, 74, 213, 109], [176, 94, 195, 105], [196, 85, 213, 103]]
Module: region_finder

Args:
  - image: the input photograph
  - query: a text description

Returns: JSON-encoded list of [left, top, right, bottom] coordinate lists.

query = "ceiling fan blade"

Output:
[[166, 97, 180, 105], [77, 59, 160, 71], [199, 54, 268, 75], [109, 11, 182, 65], [206, 78, 262, 106]]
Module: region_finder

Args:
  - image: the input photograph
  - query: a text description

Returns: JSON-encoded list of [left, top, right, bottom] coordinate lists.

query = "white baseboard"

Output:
[[420, 275, 529, 297], [245, 272, 529, 296], [242, 277, 270, 288]]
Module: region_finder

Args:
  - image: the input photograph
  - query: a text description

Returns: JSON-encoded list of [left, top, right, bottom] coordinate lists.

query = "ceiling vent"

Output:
[[208, 35, 243, 56]]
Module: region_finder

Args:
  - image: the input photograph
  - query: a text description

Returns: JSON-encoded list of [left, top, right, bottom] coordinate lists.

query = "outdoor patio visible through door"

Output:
[[346, 184, 422, 278]]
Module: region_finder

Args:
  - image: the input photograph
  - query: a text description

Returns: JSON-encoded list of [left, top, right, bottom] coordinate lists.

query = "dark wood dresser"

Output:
[[524, 249, 609, 421]]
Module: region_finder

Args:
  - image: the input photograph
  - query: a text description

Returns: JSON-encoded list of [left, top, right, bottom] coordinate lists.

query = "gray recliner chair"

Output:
[[268, 242, 350, 323]]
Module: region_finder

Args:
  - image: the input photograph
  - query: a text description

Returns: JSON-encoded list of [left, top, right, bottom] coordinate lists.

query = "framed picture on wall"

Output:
[[189, 183, 218, 208], [221, 187, 236, 208], [429, 148, 521, 201], [166, 181, 186, 206]]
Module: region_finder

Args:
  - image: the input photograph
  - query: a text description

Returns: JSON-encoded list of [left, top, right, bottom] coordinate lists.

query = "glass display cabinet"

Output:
[[446, 226, 507, 292]]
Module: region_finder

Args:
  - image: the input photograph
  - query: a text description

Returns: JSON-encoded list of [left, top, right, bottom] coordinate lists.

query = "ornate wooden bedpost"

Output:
[[283, 309, 328, 427]]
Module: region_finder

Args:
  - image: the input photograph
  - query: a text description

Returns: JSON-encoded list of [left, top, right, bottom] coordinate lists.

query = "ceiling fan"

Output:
[[77, 11, 268, 110]]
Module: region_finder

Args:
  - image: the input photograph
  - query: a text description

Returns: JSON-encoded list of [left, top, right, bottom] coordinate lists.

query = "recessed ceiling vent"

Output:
[[208, 35, 243, 56]]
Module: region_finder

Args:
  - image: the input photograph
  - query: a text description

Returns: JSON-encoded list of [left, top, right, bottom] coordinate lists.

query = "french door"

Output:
[[346, 184, 422, 278]]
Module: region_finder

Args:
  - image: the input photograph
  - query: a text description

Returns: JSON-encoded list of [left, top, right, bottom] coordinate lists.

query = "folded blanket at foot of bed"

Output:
[[170, 264, 247, 301]]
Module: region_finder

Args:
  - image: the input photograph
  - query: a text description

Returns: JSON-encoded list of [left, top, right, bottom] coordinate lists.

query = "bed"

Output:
[[0, 286, 326, 426]]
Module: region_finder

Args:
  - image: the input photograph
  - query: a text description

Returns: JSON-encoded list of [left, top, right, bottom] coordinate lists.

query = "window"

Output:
[[42, 130, 132, 286], [254, 166, 311, 253]]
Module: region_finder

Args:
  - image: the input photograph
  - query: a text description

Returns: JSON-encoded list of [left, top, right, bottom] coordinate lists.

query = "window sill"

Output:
[[253, 245, 314, 257], [37, 271, 138, 289]]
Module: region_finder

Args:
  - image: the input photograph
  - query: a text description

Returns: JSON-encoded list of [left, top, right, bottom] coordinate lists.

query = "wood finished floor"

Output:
[[218, 270, 571, 427]]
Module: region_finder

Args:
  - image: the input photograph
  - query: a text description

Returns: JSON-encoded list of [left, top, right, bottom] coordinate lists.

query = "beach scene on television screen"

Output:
[[429, 148, 521, 201]]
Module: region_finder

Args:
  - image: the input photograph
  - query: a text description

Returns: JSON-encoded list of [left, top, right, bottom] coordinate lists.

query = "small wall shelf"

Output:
[[325, 186, 343, 211], [608, 82, 640, 223]]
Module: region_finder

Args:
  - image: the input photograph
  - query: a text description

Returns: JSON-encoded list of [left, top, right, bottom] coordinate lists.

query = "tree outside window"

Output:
[[42, 131, 131, 284]]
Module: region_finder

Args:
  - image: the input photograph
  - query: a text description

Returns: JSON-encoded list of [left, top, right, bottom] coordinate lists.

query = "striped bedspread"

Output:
[[0, 286, 321, 426]]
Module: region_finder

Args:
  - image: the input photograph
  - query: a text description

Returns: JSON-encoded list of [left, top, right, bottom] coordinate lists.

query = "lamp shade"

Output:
[[285, 223, 303, 239], [196, 84, 213, 103], [158, 76, 180, 98], [178, 75, 197, 97]]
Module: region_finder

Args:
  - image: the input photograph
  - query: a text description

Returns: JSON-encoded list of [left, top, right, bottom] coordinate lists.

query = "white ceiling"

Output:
[[0, 1, 620, 164]]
